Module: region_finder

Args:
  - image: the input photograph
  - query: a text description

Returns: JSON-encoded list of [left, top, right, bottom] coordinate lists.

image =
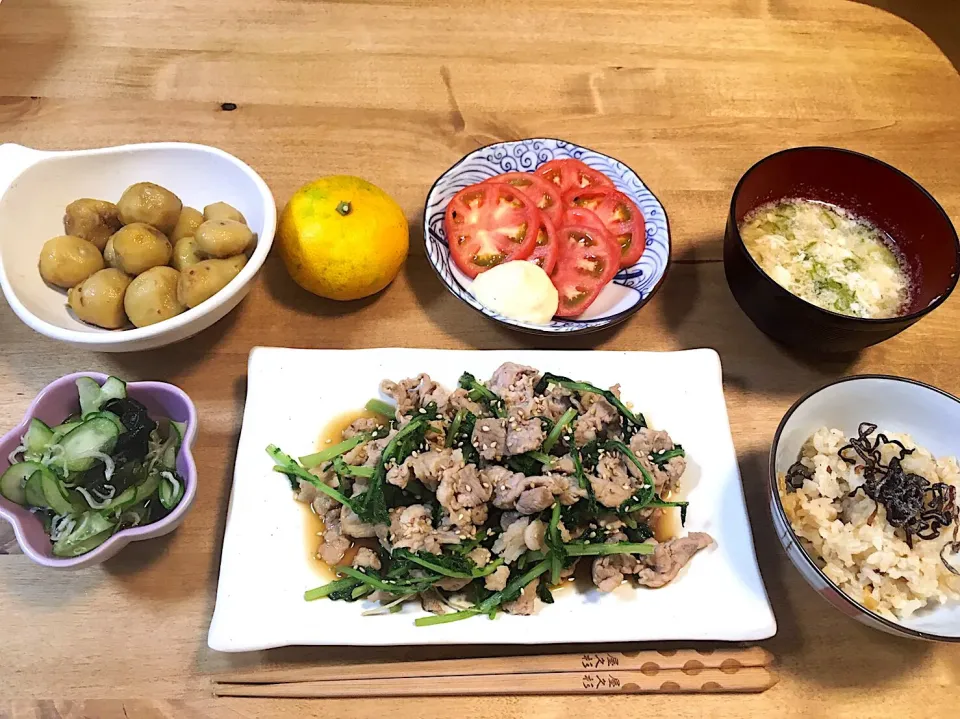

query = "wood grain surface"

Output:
[[1, 0, 959, 716]]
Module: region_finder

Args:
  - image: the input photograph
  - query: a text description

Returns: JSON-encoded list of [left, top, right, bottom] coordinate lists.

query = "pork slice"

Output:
[[420, 588, 447, 615], [573, 396, 622, 446], [627, 428, 686, 494], [318, 506, 351, 565], [516, 485, 554, 514], [351, 546, 381, 570], [436, 463, 492, 529], [502, 578, 538, 615], [589, 453, 636, 508], [340, 503, 380, 539], [492, 515, 530, 563], [468, 547, 492, 568], [436, 576, 472, 592], [505, 416, 546, 456], [487, 362, 540, 408], [380, 373, 450, 419], [592, 553, 645, 592], [388, 504, 461, 555], [485, 565, 510, 591], [635, 532, 713, 588], [342, 416, 381, 439], [472, 418, 507, 461], [448, 387, 485, 418]]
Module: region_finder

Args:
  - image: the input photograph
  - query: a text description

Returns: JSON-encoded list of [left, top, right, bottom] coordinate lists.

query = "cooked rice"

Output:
[[779, 426, 960, 619]]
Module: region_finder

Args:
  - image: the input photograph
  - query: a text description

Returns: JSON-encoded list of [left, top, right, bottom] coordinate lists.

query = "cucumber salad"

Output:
[[0, 376, 187, 557]]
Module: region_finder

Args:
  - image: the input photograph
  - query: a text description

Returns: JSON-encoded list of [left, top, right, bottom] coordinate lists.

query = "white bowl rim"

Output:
[[769, 373, 960, 642], [0, 141, 277, 346]]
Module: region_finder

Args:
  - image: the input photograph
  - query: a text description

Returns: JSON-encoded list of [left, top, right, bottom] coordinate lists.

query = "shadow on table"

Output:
[[737, 448, 934, 688], [854, 0, 960, 74], [659, 241, 858, 398]]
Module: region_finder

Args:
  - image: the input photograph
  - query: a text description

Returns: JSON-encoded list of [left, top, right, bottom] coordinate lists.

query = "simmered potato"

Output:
[[116, 182, 182, 234], [110, 223, 172, 275], [203, 201, 246, 224], [68, 268, 131, 329], [194, 219, 254, 258], [103, 236, 118, 268], [172, 236, 204, 271], [124, 266, 184, 327], [62, 199, 121, 251], [177, 255, 247, 308], [38, 235, 104, 289], [170, 206, 205, 243]]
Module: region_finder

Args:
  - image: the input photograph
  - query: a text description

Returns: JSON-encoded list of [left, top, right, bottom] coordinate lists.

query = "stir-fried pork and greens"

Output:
[[267, 363, 713, 625], [0, 376, 188, 557]]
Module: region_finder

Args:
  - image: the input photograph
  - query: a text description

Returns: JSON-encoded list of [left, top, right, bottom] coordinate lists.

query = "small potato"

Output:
[[194, 219, 253, 258], [172, 236, 204, 271], [170, 206, 205, 243], [63, 199, 122, 251], [103, 236, 118, 268], [68, 268, 131, 329], [177, 255, 247, 308], [124, 266, 184, 328], [116, 182, 182, 234], [110, 223, 172, 275], [38, 235, 104, 289], [203, 201, 246, 224]]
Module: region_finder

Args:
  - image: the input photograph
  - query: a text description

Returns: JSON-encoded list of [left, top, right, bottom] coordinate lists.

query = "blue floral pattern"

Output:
[[423, 138, 670, 334]]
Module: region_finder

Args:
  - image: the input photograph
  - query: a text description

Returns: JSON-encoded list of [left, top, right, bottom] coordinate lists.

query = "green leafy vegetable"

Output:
[[541, 407, 577, 454], [535, 373, 646, 432], [266, 445, 354, 508], [457, 372, 506, 418], [365, 398, 396, 418]]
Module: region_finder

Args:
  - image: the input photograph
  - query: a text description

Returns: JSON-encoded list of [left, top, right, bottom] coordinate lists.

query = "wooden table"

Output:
[[2, 0, 959, 715]]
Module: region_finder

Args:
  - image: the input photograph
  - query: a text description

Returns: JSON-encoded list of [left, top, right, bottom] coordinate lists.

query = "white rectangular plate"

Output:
[[208, 347, 776, 651]]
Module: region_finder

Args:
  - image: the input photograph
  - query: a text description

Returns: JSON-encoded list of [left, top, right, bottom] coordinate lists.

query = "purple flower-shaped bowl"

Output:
[[0, 372, 198, 568]]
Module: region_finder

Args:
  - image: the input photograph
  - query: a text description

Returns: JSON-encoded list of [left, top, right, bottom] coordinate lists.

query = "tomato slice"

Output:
[[536, 158, 615, 195], [444, 182, 539, 278], [552, 223, 620, 317], [561, 206, 607, 234], [563, 188, 646, 267], [527, 213, 558, 275], [484, 172, 563, 226]]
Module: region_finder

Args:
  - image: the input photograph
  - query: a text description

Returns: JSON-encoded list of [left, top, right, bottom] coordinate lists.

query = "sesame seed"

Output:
[[481, 425, 490, 432], [490, 441, 498, 448], [482, 482, 490, 489], [419, 408, 427, 414], [622, 484, 630, 490], [482, 444, 488, 451], [325, 439, 332, 444]]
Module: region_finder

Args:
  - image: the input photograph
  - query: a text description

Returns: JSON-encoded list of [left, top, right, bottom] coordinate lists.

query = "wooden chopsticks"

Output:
[[213, 647, 777, 697]]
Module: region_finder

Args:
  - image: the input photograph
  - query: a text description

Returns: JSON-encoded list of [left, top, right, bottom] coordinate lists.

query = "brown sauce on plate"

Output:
[[302, 408, 386, 580]]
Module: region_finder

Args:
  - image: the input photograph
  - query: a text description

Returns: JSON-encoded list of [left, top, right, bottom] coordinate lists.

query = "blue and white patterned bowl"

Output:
[[423, 138, 671, 335]]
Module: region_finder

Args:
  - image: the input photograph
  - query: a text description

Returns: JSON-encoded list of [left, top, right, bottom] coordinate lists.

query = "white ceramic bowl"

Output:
[[771, 375, 960, 641], [0, 142, 276, 352]]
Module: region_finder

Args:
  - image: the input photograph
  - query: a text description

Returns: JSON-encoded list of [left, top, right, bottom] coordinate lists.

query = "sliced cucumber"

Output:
[[158, 472, 184, 509], [85, 411, 125, 434], [76, 377, 103, 417], [133, 470, 162, 504], [0, 461, 42, 505], [24, 470, 49, 508], [77, 376, 127, 418], [41, 471, 75, 515], [99, 485, 136, 512], [23, 419, 54, 456], [59, 418, 120, 472], [100, 377, 127, 404], [52, 512, 115, 557], [51, 421, 83, 441]]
